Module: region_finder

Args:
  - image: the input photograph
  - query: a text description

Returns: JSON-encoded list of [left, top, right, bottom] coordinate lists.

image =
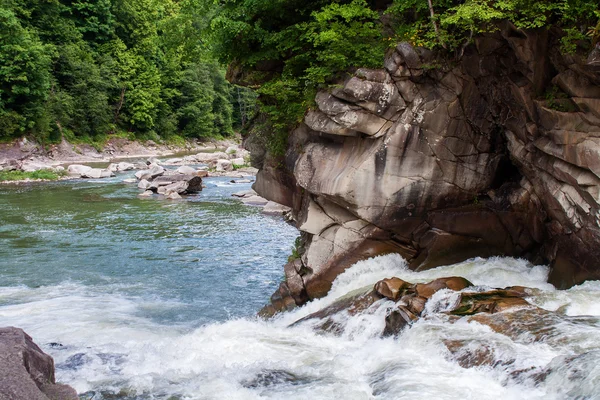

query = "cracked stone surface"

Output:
[[250, 23, 600, 315]]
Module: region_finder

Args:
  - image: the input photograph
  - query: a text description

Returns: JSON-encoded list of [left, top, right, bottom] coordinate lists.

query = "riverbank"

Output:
[[0, 136, 240, 171], [0, 136, 256, 185]]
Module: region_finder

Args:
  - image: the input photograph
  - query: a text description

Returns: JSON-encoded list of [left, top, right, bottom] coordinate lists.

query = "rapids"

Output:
[[1, 174, 599, 399]]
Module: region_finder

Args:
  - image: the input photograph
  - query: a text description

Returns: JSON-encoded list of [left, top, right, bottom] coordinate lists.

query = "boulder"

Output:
[[0, 327, 78, 400], [149, 175, 202, 194], [138, 179, 151, 190], [135, 165, 165, 181], [167, 192, 182, 200], [158, 181, 188, 195], [262, 201, 292, 215], [176, 165, 197, 175], [67, 164, 92, 177], [230, 157, 246, 166], [107, 163, 118, 172], [67, 165, 113, 179], [215, 159, 232, 172], [374, 277, 411, 301], [163, 157, 183, 165], [116, 162, 135, 171], [291, 276, 535, 338], [146, 157, 161, 165]]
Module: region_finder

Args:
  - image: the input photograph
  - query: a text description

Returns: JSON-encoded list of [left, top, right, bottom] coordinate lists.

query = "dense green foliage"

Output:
[[2, 0, 598, 149], [211, 0, 599, 154], [0, 0, 254, 143]]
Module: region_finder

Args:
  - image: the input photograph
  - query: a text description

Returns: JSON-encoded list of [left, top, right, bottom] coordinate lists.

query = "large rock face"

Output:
[[252, 23, 600, 315], [0, 327, 78, 400]]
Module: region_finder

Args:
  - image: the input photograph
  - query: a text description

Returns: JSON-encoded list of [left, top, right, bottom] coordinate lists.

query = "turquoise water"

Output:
[[0, 172, 298, 326]]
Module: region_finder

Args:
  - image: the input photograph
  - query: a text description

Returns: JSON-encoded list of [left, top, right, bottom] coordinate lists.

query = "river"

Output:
[[1, 169, 599, 399]]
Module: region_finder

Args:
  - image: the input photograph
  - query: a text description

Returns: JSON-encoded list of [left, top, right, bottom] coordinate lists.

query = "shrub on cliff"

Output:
[[212, 0, 599, 154]]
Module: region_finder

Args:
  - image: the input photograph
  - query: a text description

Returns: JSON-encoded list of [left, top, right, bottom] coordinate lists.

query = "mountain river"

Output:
[[0, 167, 599, 399]]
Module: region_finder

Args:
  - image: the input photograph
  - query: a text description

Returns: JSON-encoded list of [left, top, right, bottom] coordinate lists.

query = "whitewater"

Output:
[[1, 174, 599, 399]]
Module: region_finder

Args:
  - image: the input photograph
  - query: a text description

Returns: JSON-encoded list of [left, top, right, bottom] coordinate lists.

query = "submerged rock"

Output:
[[291, 275, 536, 338], [0, 327, 78, 400]]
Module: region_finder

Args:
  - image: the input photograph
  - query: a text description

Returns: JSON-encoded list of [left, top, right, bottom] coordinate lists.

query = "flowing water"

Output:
[[1, 171, 599, 399]]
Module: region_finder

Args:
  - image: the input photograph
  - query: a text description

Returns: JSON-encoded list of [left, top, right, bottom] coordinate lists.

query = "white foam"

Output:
[[1, 255, 600, 399]]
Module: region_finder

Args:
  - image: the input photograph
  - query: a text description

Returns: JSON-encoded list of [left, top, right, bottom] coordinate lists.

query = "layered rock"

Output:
[[0, 327, 78, 400], [252, 23, 600, 314]]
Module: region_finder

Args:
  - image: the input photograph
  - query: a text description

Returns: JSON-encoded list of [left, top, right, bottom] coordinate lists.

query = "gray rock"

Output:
[[230, 157, 246, 166], [117, 162, 135, 171], [135, 165, 165, 181], [0, 327, 78, 400], [107, 163, 119, 172], [147, 157, 161, 165], [163, 157, 183, 165], [67, 165, 113, 179], [262, 201, 292, 215], [67, 164, 93, 177], [216, 159, 232, 172], [138, 179, 151, 190], [167, 192, 182, 200], [241, 195, 269, 206], [150, 175, 202, 194], [176, 165, 197, 175]]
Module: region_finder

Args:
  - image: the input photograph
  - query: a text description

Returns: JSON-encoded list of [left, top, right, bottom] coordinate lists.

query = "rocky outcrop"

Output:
[[0, 327, 78, 400], [252, 23, 600, 314], [291, 276, 533, 336], [134, 166, 204, 197]]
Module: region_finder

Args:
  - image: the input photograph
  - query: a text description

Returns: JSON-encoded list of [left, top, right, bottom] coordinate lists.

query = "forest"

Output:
[[1, 0, 598, 146], [0, 0, 256, 144]]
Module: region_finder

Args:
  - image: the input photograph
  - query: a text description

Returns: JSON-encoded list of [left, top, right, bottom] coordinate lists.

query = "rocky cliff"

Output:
[[248, 23, 600, 315], [0, 327, 78, 400]]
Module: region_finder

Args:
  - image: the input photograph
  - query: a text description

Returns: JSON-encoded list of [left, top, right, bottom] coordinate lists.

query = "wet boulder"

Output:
[[374, 277, 411, 301], [415, 277, 473, 299], [0, 327, 78, 400], [149, 174, 203, 195]]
